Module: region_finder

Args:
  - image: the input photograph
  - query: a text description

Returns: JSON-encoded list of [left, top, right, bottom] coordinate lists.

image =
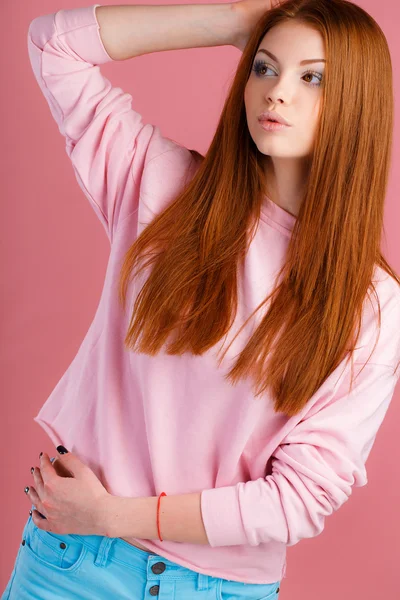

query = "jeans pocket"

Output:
[[218, 578, 281, 600], [22, 515, 87, 574]]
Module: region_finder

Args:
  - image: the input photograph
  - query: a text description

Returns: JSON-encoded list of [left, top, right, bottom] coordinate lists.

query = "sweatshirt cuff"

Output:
[[54, 4, 114, 65], [201, 485, 249, 547]]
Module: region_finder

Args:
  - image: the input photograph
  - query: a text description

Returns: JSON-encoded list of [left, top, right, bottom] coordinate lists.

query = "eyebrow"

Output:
[[257, 48, 326, 65]]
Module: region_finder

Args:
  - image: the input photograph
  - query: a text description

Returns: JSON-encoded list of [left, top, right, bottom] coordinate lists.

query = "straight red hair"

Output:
[[118, 0, 399, 417]]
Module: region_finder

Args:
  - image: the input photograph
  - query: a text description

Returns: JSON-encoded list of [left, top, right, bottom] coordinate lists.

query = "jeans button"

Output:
[[149, 584, 160, 595], [151, 562, 166, 574]]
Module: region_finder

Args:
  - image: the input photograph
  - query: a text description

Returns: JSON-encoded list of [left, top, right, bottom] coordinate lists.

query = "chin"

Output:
[[255, 140, 280, 153]]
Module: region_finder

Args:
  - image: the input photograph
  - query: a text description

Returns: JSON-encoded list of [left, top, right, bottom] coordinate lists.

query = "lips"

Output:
[[259, 120, 289, 131], [258, 111, 291, 126]]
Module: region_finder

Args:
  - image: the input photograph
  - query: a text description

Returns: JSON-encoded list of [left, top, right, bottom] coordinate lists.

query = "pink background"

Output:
[[2, 1, 399, 597]]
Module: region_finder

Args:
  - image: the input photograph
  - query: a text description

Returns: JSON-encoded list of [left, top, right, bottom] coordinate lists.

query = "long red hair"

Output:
[[118, 0, 399, 417]]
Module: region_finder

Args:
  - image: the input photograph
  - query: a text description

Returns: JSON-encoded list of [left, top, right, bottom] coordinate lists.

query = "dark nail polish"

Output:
[[56, 445, 69, 454], [31, 467, 34, 474], [29, 509, 32, 516], [39, 452, 43, 458], [24, 486, 29, 494]]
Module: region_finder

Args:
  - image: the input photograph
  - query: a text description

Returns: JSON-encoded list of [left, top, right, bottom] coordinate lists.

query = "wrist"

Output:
[[230, 1, 249, 49], [102, 494, 159, 540], [96, 493, 118, 538], [230, 1, 276, 51], [102, 495, 127, 539]]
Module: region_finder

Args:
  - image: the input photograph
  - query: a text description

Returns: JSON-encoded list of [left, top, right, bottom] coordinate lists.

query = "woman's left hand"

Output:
[[26, 450, 111, 536]]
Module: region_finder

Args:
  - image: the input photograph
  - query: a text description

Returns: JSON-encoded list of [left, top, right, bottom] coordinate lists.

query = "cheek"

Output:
[[298, 101, 320, 133], [307, 110, 321, 135], [312, 96, 322, 121], [244, 79, 259, 105]]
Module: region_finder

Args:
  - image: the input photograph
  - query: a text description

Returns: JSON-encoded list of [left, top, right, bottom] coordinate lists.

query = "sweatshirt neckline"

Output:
[[260, 195, 297, 237]]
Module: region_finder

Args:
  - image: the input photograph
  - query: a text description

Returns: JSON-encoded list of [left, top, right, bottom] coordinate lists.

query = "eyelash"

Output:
[[252, 59, 323, 87]]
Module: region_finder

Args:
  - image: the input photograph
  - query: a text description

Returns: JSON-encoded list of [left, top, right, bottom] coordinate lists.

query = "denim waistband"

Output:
[[27, 510, 213, 590], [30, 459, 213, 591]]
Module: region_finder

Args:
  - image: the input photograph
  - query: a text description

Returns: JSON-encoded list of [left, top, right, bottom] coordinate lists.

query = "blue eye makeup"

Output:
[[252, 59, 324, 87]]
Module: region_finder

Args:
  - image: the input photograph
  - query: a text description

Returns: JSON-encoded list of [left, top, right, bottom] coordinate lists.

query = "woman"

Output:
[[3, 0, 399, 597]]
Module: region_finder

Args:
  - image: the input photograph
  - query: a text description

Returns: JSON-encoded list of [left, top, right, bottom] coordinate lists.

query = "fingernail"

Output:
[[24, 486, 29, 494], [29, 509, 32, 516], [39, 452, 43, 458], [56, 445, 69, 454], [31, 467, 34, 474]]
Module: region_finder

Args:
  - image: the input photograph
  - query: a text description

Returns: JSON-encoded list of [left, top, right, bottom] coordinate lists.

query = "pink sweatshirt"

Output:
[[27, 3, 400, 584]]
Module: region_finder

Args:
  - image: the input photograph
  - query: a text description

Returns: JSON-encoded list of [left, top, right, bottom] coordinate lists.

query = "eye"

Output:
[[251, 59, 323, 87]]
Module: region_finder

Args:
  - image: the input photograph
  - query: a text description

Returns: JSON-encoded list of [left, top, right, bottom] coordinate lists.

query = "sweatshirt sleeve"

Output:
[[27, 4, 189, 243], [201, 284, 400, 547], [201, 362, 399, 547]]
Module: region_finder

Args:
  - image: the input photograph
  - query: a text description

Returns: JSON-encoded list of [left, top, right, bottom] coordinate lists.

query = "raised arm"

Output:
[[27, 3, 242, 243], [95, 3, 242, 60]]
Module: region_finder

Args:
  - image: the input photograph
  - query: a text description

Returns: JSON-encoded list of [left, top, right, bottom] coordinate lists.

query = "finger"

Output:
[[39, 452, 57, 484], [26, 485, 46, 518], [30, 503, 47, 520], [32, 466, 44, 497], [53, 449, 84, 479], [52, 456, 74, 478], [31, 509, 51, 531]]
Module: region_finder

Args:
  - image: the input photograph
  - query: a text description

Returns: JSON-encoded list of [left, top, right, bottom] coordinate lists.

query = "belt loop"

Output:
[[197, 573, 209, 591], [94, 537, 116, 567]]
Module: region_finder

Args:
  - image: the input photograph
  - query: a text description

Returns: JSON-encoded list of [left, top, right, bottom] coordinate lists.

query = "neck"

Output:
[[264, 155, 311, 217]]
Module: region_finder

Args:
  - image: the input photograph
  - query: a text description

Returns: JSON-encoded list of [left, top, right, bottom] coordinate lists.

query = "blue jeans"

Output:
[[2, 466, 281, 599]]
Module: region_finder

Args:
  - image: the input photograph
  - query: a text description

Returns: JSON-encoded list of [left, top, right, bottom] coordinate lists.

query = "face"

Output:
[[244, 21, 325, 159]]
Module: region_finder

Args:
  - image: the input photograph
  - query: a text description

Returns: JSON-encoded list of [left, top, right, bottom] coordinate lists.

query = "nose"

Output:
[[266, 89, 284, 104], [265, 77, 293, 105]]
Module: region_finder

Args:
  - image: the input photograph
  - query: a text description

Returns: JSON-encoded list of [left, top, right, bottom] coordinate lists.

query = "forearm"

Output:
[[95, 3, 242, 60], [104, 492, 210, 544]]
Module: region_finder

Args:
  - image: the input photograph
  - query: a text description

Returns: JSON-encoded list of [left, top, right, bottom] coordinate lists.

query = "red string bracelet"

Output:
[[157, 492, 167, 541]]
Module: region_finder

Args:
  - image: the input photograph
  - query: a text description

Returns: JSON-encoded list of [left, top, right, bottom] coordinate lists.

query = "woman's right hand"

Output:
[[51, 456, 74, 478], [232, 0, 286, 51]]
